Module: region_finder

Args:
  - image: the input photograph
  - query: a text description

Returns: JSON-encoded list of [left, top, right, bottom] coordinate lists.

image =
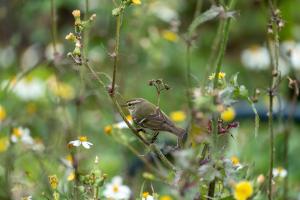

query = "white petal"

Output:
[[112, 176, 123, 185], [11, 135, 18, 143], [280, 169, 287, 178], [147, 196, 154, 200], [118, 185, 131, 199], [272, 169, 279, 177], [82, 142, 93, 149], [69, 140, 81, 147]]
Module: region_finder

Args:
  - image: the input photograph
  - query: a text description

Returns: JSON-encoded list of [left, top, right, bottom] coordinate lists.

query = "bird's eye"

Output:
[[127, 103, 132, 106]]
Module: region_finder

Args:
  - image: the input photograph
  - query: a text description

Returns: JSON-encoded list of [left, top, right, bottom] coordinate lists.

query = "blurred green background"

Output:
[[1, 0, 300, 199]]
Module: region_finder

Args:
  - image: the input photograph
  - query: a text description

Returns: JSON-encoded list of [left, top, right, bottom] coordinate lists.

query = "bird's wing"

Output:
[[140, 108, 175, 131]]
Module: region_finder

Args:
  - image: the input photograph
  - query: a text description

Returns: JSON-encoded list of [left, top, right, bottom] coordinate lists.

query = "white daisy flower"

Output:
[[69, 136, 93, 149], [149, 2, 178, 23], [272, 167, 287, 178], [280, 41, 300, 70], [142, 192, 154, 200], [103, 176, 131, 200], [241, 45, 270, 70], [290, 44, 300, 70], [8, 78, 45, 101], [11, 127, 34, 145]]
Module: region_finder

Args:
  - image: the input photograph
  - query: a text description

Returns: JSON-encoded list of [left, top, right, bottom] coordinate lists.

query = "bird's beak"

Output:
[[121, 104, 128, 107]]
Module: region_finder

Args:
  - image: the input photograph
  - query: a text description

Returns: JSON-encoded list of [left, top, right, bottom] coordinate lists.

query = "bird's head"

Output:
[[123, 98, 147, 114]]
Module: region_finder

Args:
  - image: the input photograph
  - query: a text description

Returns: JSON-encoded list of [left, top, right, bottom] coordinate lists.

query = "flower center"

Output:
[[142, 192, 149, 198], [13, 128, 23, 138], [249, 45, 260, 52], [277, 167, 283, 173], [113, 185, 119, 193], [231, 156, 240, 166], [78, 136, 87, 142]]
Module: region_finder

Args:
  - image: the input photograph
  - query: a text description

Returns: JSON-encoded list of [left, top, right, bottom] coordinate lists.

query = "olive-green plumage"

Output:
[[125, 98, 186, 139]]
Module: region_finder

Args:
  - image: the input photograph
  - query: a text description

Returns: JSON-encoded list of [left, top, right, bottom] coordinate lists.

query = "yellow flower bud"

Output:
[[221, 107, 236, 122], [65, 32, 76, 42], [0, 105, 6, 122], [89, 14, 96, 21], [256, 174, 265, 185], [72, 10, 81, 18], [104, 125, 112, 135], [48, 175, 59, 189]]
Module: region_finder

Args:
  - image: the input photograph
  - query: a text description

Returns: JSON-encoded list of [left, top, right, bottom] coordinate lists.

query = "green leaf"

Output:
[[188, 6, 224, 36], [248, 97, 260, 137]]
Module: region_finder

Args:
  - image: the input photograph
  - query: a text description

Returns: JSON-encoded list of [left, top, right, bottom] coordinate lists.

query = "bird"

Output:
[[124, 98, 187, 147]]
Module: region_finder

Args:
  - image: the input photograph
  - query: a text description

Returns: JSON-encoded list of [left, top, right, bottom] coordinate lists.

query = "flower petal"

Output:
[[82, 141, 92, 149], [69, 140, 81, 147]]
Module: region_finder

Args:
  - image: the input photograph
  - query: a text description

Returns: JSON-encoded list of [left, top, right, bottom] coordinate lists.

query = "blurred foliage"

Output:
[[0, 0, 300, 199]]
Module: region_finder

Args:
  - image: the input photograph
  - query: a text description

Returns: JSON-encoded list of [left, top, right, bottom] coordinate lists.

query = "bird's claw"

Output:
[[137, 128, 146, 133], [150, 132, 160, 144]]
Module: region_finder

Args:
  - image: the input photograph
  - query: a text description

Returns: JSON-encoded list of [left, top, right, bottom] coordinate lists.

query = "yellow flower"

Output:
[[208, 72, 226, 80], [48, 175, 59, 189], [67, 171, 75, 181], [234, 181, 253, 200], [0, 137, 9, 153], [65, 32, 76, 42], [231, 156, 240, 166], [221, 107, 236, 122], [132, 0, 141, 5], [0, 105, 6, 122], [48, 76, 75, 100], [104, 125, 113, 135], [160, 195, 173, 200], [162, 30, 178, 42], [218, 72, 226, 79], [72, 10, 81, 18], [170, 111, 186, 122]]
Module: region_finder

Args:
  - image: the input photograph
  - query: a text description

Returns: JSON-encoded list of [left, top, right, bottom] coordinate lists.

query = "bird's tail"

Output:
[[169, 126, 188, 148]]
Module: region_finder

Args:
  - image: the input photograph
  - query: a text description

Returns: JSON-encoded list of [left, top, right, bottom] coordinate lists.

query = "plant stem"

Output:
[[111, 14, 122, 96], [185, 43, 193, 113], [202, 21, 223, 90], [50, 0, 57, 54], [268, 89, 274, 200], [208, 0, 236, 199], [266, 1, 280, 199]]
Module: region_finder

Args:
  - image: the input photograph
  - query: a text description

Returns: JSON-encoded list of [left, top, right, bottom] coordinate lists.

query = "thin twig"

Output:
[[111, 14, 122, 96], [266, 1, 281, 199]]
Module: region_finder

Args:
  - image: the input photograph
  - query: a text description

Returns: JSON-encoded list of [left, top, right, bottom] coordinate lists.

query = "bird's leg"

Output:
[[150, 131, 160, 143]]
